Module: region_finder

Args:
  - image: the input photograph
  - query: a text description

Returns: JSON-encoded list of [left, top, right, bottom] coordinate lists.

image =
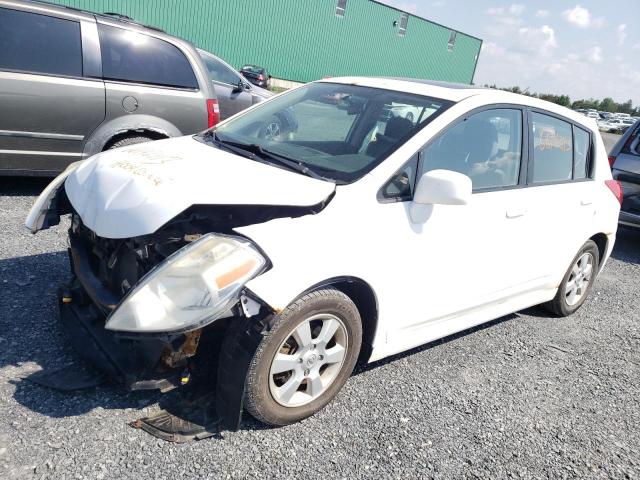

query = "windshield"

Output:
[[197, 82, 451, 183]]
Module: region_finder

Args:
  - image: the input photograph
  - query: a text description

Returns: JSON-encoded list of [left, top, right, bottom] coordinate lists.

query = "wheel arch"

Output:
[[101, 129, 169, 151], [589, 232, 608, 269], [82, 115, 182, 156], [299, 276, 379, 362]]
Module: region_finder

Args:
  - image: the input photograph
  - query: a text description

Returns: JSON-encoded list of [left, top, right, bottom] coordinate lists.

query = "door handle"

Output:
[[506, 208, 526, 218], [580, 199, 593, 206]]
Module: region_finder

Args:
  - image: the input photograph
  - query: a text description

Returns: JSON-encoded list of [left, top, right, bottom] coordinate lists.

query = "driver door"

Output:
[[375, 107, 536, 349]]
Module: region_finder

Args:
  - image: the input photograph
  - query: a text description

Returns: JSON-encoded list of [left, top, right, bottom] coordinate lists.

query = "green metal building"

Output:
[[50, 0, 482, 85]]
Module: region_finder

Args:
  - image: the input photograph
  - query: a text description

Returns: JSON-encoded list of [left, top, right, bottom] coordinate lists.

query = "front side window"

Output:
[[0, 7, 82, 77], [98, 24, 198, 89], [419, 108, 523, 190], [203, 55, 242, 86], [202, 82, 450, 183], [530, 112, 573, 183]]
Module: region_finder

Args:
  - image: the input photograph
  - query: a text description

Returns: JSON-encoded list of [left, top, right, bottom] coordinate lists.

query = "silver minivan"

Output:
[[0, 0, 217, 175]]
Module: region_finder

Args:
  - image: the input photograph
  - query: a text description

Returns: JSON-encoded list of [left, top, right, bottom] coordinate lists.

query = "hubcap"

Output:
[[565, 252, 594, 306], [269, 314, 348, 407]]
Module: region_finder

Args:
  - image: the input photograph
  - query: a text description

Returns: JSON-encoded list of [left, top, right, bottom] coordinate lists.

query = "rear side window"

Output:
[[530, 112, 573, 183], [0, 7, 82, 77], [622, 124, 640, 157], [98, 24, 198, 89]]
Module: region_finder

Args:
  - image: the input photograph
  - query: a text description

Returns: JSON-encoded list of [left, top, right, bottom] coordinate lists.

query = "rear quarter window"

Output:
[[0, 7, 82, 77], [98, 24, 198, 89]]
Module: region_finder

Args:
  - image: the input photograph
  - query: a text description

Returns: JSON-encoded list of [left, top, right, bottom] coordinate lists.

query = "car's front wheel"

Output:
[[244, 289, 362, 426], [544, 240, 599, 316]]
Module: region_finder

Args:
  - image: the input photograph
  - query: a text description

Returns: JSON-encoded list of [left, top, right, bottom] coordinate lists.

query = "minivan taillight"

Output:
[[206, 99, 220, 128], [605, 179, 623, 205], [608, 155, 616, 168]]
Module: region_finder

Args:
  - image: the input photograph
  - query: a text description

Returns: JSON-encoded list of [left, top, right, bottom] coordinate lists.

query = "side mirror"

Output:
[[232, 80, 244, 94], [409, 169, 471, 223], [414, 169, 472, 206]]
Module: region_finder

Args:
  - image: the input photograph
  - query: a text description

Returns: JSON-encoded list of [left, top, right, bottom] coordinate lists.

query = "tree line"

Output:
[[483, 84, 640, 115]]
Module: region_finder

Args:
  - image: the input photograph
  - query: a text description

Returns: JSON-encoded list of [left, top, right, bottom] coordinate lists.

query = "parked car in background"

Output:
[[604, 118, 630, 133], [610, 119, 640, 228], [27, 78, 620, 428], [0, 0, 218, 175], [240, 64, 271, 89], [198, 49, 297, 137]]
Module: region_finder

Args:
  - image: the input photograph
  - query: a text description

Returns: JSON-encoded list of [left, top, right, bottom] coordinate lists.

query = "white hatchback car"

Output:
[[27, 78, 621, 429]]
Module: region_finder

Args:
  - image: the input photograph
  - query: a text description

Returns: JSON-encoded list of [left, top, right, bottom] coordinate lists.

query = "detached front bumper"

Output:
[[59, 278, 186, 392]]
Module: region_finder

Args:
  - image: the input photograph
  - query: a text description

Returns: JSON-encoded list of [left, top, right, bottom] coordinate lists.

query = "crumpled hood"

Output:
[[65, 136, 335, 239]]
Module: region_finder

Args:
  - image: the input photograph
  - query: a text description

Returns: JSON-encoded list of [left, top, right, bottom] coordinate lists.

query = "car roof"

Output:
[[318, 76, 591, 127], [4, 0, 195, 42]]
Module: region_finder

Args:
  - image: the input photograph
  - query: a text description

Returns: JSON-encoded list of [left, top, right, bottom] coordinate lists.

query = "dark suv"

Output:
[[610, 119, 640, 228], [0, 0, 218, 175]]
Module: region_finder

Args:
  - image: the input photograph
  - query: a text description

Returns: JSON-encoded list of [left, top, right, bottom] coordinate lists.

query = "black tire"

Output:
[[107, 135, 154, 150], [244, 288, 362, 426], [543, 240, 599, 317]]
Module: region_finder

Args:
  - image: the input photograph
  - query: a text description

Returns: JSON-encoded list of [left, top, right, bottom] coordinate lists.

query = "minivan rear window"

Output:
[[0, 7, 82, 77], [98, 24, 198, 89]]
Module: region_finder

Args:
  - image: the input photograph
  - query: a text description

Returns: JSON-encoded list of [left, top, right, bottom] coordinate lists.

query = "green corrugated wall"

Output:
[[50, 0, 482, 84]]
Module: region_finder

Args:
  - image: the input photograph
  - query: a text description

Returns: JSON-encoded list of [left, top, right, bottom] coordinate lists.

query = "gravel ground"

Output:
[[1, 159, 639, 479]]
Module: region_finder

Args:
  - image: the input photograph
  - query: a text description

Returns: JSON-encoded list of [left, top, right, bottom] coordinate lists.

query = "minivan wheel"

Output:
[[244, 289, 362, 426], [107, 135, 154, 150], [544, 240, 599, 317]]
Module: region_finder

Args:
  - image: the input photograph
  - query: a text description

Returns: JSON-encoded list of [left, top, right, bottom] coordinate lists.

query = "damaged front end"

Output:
[[57, 209, 281, 432]]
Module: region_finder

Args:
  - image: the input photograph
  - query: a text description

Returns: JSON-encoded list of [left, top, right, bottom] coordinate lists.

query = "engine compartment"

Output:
[[69, 200, 329, 300]]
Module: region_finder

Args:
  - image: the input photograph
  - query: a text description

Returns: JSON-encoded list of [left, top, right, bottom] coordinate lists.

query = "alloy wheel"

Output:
[[565, 252, 594, 306], [269, 313, 348, 407]]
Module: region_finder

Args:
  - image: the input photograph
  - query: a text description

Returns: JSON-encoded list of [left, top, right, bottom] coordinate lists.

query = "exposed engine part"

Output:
[[161, 329, 203, 368], [240, 294, 262, 318]]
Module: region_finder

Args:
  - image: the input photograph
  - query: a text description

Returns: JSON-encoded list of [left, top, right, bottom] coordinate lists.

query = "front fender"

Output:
[[83, 115, 183, 157]]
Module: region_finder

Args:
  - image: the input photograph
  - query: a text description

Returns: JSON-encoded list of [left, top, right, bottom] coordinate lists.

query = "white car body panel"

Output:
[[34, 77, 619, 364], [64, 136, 335, 239]]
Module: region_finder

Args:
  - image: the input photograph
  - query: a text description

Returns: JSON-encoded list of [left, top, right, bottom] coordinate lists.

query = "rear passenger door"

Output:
[[525, 110, 596, 285], [0, 6, 105, 173]]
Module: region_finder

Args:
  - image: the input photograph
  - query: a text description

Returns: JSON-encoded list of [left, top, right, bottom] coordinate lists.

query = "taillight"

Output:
[[608, 155, 616, 168], [605, 179, 623, 205], [206, 99, 220, 128], [258, 74, 265, 81]]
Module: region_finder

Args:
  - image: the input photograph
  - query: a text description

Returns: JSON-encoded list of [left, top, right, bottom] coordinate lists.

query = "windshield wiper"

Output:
[[209, 133, 329, 182]]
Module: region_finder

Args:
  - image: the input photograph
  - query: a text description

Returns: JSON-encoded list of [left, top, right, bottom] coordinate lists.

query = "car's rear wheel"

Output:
[[107, 135, 154, 150], [544, 240, 599, 316], [244, 289, 362, 426]]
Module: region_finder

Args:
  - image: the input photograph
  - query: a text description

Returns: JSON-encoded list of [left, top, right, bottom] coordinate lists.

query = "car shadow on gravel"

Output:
[[1, 251, 163, 420], [0, 176, 50, 196], [611, 226, 640, 264]]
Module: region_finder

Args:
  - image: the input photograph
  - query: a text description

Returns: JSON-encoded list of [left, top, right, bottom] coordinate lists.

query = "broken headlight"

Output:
[[105, 233, 267, 333]]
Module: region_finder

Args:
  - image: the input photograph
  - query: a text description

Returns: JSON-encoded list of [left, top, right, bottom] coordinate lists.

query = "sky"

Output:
[[380, 0, 640, 106]]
